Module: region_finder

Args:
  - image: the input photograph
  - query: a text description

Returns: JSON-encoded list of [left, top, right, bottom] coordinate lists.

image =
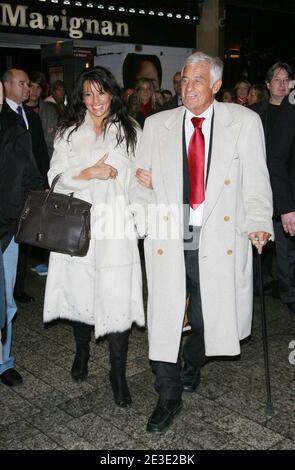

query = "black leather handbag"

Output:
[[15, 174, 91, 256]]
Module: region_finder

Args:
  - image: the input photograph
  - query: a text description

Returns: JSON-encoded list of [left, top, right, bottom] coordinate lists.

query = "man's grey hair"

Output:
[[182, 51, 224, 87]]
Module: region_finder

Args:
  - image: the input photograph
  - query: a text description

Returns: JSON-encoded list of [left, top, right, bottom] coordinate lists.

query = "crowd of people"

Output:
[[221, 79, 269, 107], [0, 51, 294, 435]]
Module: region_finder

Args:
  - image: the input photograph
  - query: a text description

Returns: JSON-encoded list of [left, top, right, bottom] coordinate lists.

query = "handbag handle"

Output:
[[43, 174, 74, 215], [44, 174, 63, 205]]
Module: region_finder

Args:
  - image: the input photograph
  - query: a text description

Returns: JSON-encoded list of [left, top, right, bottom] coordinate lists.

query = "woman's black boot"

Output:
[[107, 330, 131, 407], [71, 322, 92, 382]]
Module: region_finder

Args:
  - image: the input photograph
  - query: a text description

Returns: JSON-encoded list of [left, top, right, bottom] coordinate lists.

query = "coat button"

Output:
[[157, 249, 164, 255], [227, 250, 233, 256], [163, 215, 169, 221], [224, 216, 230, 222], [224, 180, 231, 186]]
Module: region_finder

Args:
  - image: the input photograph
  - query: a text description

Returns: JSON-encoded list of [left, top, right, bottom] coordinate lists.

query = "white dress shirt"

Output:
[[185, 102, 214, 227], [5, 98, 29, 129]]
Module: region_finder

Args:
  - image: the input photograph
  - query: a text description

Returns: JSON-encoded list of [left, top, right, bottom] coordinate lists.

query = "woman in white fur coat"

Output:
[[43, 67, 144, 407]]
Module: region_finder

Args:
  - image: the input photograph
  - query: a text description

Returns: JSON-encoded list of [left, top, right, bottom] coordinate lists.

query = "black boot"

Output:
[[71, 322, 92, 382], [107, 330, 131, 407]]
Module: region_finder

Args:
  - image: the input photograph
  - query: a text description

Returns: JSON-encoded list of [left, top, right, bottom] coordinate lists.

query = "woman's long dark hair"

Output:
[[57, 66, 138, 155]]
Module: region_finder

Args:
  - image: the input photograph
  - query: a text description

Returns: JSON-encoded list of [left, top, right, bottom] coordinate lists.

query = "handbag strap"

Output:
[[44, 174, 73, 204], [51, 173, 62, 190], [43, 174, 75, 215], [43, 174, 61, 204]]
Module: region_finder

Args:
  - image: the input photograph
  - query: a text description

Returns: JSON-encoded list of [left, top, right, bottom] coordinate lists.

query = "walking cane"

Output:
[[256, 249, 274, 415]]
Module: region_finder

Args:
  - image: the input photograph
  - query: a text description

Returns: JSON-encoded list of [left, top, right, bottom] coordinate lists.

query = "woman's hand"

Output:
[[136, 168, 153, 189], [75, 154, 118, 181]]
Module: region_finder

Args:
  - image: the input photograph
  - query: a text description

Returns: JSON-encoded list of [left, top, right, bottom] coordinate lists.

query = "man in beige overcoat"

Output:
[[130, 52, 274, 434]]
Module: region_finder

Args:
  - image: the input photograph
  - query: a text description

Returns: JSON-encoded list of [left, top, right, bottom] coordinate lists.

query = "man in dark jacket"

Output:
[[0, 81, 43, 386], [162, 71, 183, 110], [2, 68, 50, 303], [252, 62, 295, 313], [266, 95, 295, 314]]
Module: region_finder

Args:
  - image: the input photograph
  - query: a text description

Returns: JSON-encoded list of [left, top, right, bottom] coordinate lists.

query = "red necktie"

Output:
[[188, 117, 205, 209]]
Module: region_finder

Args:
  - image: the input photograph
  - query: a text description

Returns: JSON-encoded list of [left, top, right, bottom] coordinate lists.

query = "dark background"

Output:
[[224, 3, 295, 87], [0, 1, 295, 86]]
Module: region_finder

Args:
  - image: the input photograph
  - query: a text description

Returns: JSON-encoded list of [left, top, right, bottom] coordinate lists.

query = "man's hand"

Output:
[[281, 212, 295, 236], [248, 231, 271, 255], [136, 168, 153, 189]]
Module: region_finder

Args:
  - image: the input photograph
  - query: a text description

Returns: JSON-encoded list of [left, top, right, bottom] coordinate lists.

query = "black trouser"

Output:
[[274, 217, 295, 304], [152, 245, 205, 400], [182, 247, 206, 368]]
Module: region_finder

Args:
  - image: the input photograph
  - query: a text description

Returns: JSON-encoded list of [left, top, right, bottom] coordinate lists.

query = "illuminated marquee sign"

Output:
[[0, 3, 130, 39]]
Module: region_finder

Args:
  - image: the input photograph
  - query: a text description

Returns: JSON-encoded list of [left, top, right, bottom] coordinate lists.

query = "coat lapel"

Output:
[[158, 107, 186, 205], [203, 101, 242, 226]]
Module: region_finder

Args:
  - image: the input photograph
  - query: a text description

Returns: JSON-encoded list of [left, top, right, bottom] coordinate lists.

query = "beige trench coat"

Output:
[[130, 101, 273, 363]]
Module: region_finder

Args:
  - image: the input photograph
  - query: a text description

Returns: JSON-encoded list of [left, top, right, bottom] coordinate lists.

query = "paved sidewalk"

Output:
[[0, 267, 294, 450]]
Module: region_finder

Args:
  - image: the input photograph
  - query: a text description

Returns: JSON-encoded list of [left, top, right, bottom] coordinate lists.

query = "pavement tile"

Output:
[[0, 260, 294, 451], [40, 423, 97, 450], [264, 411, 295, 441], [268, 439, 295, 450], [0, 419, 39, 445], [22, 433, 59, 450], [66, 413, 127, 448], [214, 412, 283, 449], [25, 407, 75, 431]]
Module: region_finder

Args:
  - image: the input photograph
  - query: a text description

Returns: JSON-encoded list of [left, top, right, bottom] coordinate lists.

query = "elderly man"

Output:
[[130, 51, 273, 433]]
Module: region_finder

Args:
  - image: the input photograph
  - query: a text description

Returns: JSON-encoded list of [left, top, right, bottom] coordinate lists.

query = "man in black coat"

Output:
[[266, 96, 295, 313], [252, 62, 295, 313], [162, 71, 183, 110], [2, 68, 50, 303], [0, 81, 43, 386]]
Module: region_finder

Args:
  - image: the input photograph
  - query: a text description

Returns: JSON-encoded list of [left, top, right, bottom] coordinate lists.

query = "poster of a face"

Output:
[[122, 53, 162, 91]]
